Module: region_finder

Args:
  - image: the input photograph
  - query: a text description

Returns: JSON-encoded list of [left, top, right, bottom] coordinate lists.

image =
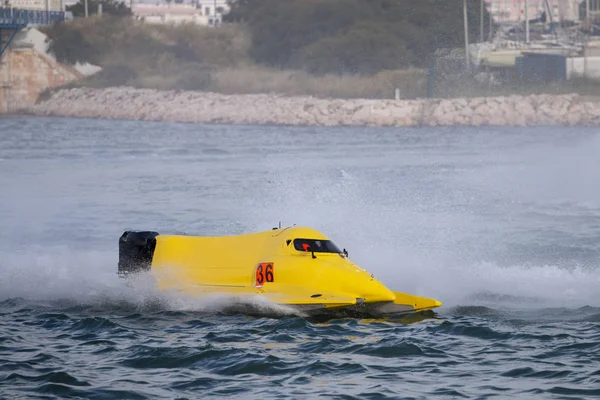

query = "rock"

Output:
[[22, 87, 600, 127]]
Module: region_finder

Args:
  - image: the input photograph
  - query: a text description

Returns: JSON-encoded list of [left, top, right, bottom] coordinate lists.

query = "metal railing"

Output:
[[0, 7, 65, 27]]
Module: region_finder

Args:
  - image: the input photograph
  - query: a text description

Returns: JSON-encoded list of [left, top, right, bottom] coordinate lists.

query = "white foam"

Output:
[[0, 245, 304, 316], [0, 246, 124, 302], [241, 152, 600, 311]]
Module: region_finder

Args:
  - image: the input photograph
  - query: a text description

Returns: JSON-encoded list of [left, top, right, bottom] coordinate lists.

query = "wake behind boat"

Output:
[[117, 226, 442, 317]]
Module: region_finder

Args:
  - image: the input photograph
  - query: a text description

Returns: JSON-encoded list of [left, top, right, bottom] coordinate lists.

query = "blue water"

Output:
[[0, 117, 599, 399]]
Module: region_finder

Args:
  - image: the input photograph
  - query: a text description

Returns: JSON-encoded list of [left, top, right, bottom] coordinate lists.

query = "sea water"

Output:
[[0, 117, 598, 399]]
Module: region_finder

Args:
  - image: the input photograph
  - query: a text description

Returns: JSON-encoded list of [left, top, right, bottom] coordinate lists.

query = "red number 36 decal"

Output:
[[255, 263, 274, 288]]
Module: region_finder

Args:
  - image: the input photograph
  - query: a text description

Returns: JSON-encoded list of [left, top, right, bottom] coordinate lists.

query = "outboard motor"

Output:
[[118, 231, 159, 278]]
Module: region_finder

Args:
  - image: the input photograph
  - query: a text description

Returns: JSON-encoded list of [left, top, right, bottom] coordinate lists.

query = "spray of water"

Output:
[[1, 127, 598, 315], [241, 150, 600, 311], [0, 245, 304, 317]]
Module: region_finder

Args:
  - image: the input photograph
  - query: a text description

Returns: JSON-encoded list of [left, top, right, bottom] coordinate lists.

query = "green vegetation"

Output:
[[225, 0, 492, 74], [42, 13, 432, 98], [210, 67, 427, 99], [44, 1, 494, 97], [43, 16, 250, 91], [44, 1, 600, 99]]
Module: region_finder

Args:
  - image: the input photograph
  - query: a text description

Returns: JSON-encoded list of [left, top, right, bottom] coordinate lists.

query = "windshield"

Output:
[[293, 238, 342, 254]]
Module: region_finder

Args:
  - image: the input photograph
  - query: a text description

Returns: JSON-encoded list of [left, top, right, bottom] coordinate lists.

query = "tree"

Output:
[[243, 0, 369, 68], [225, 0, 494, 74], [45, 25, 96, 64], [44, 16, 162, 66], [295, 22, 415, 75], [66, 0, 132, 18]]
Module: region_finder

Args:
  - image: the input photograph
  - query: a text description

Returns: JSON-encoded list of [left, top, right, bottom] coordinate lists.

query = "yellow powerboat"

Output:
[[117, 226, 442, 317]]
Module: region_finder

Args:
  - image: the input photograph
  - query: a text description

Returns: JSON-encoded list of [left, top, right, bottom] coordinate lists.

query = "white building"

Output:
[[195, 0, 228, 19], [4, 0, 64, 11], [132, 0, 229, 25], [6, 0, 231, 24], [133, 3, 204, 24], [486, 0, 583, 23]]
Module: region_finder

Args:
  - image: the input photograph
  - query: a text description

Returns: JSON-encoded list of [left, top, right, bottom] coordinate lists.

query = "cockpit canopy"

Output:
[[292, 238, 342, 254]]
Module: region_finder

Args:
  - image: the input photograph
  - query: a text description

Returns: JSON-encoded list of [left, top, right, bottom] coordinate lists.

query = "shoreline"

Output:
[[18, 87, 600, 127]]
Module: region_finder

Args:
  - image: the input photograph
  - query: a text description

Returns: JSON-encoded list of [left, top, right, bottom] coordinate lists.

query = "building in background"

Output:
[[194, 0, 228, 20], [485, 0, 583, 23], [133, 3, 203, 24], [5, 0, 231, 25], [4, 0, 64, 11], [132, 0, 229, 25]]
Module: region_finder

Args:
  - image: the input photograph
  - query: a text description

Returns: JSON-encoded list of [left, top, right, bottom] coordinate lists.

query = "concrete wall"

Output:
[[566, 56, 600, 80], [0, 47, 82, 113]]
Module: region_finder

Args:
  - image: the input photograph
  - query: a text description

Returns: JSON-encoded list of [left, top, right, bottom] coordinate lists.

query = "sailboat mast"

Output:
[[525, 0, 529, 43]]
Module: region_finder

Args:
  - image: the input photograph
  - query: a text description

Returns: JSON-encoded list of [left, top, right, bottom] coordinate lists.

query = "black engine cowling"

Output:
[[118, 231, 159, 278]]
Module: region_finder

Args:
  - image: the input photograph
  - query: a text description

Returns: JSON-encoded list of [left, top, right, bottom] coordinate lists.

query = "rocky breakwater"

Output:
[[24, 87, 600, 127]]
